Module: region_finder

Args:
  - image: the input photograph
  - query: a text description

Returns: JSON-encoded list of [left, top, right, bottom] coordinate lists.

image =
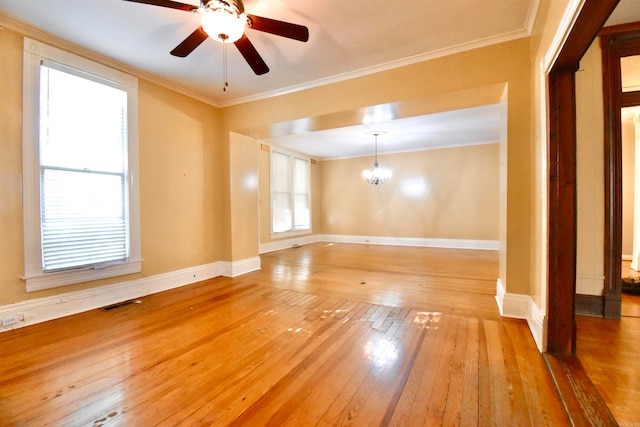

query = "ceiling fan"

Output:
[[123, 0, 309, 76]]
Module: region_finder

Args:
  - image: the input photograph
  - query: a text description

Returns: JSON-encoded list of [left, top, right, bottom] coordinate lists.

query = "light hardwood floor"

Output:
[[0, 243, 569, 425], [576, 261, 640, 426]]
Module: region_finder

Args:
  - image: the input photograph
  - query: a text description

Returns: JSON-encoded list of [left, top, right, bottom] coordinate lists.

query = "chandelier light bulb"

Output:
[[363, 163, 392, 185], [362, 132, 392, 185]]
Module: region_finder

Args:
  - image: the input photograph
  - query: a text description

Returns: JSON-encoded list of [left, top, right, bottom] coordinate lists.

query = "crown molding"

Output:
[[220, 29, 531, 107], [0, 15, 223, 108], [2, 13, 531, 109]]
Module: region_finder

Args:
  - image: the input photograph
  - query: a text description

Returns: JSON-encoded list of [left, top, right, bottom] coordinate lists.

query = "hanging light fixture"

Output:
[[200, 0, 247, 91], [362, 132, 392, 185], [201, 0, 246, 44]]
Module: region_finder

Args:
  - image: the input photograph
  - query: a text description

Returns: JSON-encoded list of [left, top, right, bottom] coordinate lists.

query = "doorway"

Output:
[[620, 103, 640, 317], [546, 0, 621, 355], [600, 25, 640, 320]]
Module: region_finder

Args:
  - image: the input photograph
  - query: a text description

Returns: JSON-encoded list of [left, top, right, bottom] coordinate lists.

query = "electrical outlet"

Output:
[[1, 315, 21, 327]]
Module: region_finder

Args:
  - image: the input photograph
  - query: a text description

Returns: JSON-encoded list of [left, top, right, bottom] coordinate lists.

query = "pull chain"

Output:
[[219, 34, 230, 92], [223, 41, 229, 91]]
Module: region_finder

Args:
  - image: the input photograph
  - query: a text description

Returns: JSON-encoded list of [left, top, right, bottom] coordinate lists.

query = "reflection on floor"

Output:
[[576, 261, 640, 425], [0, 243, 570, 425]]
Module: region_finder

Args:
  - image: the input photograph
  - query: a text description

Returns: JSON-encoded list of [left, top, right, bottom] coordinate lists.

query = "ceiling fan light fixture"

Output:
[[123, 0, 308, 76], [201, 2, 246, 43]]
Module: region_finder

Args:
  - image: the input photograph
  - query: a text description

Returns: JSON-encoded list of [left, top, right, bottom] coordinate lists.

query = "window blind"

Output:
[[271, 151, 292, 233], [293, 157, 310, 229], [270, 150, 310, 234], [39, 63, 129, 272]]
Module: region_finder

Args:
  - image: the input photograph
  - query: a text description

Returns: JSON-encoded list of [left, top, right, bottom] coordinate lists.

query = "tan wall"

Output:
[[258, 145, 271, 244], [575, 38, 605, 296], [0, 27, 224, 306], [0, 28, 25, 306], [622, 119, 635, 257], [139, 80, 223, 273], [319, 144, 499, 239], [528, 0, 574, 310], [224, 38, 531, 295], [229, 132, 259, 260]]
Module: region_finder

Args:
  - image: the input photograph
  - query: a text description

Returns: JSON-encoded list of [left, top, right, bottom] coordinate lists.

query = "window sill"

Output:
[[23, 260, 143, 292]]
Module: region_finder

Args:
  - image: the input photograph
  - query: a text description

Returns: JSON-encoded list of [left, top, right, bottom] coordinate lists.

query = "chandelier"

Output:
[[362, 132, 392, 185]]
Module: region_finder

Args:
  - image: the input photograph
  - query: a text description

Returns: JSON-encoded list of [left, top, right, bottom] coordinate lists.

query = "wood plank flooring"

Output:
[[0, 243, 569, 425], [575, 261, 640, 426]]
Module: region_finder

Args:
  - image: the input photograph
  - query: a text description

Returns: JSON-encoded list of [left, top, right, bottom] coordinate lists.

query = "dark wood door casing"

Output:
[[547, 70, 579, 354], [546, 0, 620, 355], [601, 24, 640, 320]]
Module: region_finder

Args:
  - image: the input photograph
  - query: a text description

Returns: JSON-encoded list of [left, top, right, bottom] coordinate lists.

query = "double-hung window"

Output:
[[270, 149, 311, 236], [22, 38, 141, 292]]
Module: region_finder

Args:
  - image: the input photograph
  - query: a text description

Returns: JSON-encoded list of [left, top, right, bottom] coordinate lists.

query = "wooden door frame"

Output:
[[600, 23, 640, 320], [547, 0, 620, 355]]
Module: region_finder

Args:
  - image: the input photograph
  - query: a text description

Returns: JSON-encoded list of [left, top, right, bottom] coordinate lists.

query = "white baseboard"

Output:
[[259, 234, 321, 254], [527, 299, 547, 352], [260, 234, 499, 253], [0, 257, 258, 333], [321, 234, 499, 250], [495, 277, 507, 316], [495, 278, 529, 318], [220, 256, 261, 277], [495, 278, 546, 352]]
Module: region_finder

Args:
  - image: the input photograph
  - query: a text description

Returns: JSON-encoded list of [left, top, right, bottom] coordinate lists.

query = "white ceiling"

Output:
[[606, 0, 640, 27], [0, 0, 534, 106], [1, 0, 639, 160], [265, 104, 502, 160]]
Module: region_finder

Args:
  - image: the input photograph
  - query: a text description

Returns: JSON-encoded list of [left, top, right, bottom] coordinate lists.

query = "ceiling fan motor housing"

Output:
[[205, 0, 244, 14]]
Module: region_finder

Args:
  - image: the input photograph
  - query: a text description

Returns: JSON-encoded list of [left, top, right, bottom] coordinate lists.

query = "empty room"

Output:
[[1, 0, 638, 425]]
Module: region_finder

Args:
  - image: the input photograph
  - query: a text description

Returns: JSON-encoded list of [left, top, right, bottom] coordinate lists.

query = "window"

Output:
[[270, 149, 311, 236], [22, 38, 141, 292]]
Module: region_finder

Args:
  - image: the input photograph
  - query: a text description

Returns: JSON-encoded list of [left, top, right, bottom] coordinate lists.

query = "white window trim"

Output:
[[21, 38, 142, 292], [269, 146, 312, 239]]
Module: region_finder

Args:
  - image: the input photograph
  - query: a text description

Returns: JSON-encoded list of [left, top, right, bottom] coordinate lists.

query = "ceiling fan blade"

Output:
[[170, 26, 209, 57], [246, 15, 309, 42], [122, 0, 196, 12], [234, 34, 269, 75]]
